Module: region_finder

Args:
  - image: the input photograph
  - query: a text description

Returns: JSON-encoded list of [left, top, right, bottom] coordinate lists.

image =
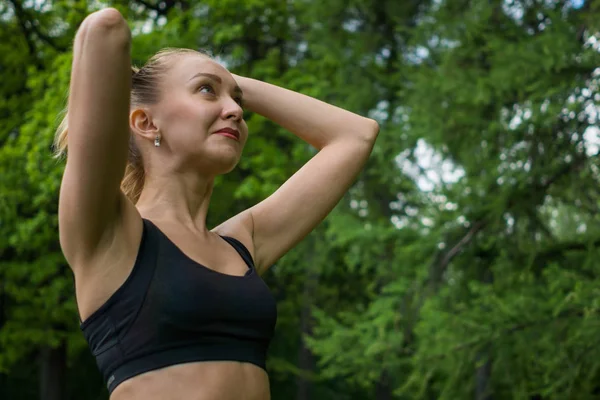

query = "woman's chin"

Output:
[[214, 160, 239, 175], [200, 154, 241, 176]]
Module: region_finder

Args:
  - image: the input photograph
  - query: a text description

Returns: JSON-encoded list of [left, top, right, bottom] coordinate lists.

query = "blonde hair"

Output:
[[54, 48, 210, 203]]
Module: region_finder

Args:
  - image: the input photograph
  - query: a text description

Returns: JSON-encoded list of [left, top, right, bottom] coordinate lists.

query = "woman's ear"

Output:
[[130, 108, 160, 143]]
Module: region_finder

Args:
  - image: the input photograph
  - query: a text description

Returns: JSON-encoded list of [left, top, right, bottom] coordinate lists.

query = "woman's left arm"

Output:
[[234, 75, 379, 272]]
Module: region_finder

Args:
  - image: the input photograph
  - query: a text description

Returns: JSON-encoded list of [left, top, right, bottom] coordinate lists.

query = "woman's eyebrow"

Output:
[[188, 72, 243, 96], [189, 72, 222, 83]]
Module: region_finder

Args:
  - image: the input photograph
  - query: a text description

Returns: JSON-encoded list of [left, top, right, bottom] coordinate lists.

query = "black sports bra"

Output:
[[79, 218, 277, 393]]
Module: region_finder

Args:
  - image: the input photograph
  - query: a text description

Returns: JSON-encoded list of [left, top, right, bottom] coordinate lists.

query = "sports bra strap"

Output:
[[219, 236, 255, 270]]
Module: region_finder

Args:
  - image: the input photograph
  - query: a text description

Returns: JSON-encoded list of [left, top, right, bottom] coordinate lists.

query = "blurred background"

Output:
[[1, 0, 600, 399]]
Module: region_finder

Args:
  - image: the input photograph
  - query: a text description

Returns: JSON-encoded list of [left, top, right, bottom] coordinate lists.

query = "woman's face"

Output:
[[151, 54, 248, 175]]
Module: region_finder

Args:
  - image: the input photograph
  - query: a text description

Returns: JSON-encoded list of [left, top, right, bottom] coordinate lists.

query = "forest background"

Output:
[[1, 0, 600, 399]]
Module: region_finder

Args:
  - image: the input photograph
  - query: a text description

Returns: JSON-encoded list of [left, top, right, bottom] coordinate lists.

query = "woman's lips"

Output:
[[216, 132, 239, 140], [214, 128, 240, 140]]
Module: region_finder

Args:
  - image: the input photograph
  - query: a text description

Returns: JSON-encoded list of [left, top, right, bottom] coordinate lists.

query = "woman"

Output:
[[56, 7, 379, 400]]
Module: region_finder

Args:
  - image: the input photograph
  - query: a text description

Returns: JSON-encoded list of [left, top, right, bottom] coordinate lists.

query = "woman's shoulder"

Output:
[[211, 210, 256, 265]]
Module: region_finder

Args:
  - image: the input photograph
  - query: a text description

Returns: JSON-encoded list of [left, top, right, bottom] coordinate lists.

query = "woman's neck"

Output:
[[136, 172, 214, 233]]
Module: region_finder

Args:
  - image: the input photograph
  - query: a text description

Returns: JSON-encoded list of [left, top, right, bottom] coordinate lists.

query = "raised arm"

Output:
[[58, 8, 133, 269], [229, 75, 379, 272]]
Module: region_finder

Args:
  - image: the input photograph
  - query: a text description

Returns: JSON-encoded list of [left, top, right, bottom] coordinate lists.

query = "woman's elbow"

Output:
[[359, 118, 380, 143], [367, 118, 380, 138], [77, 8, 131, 47]]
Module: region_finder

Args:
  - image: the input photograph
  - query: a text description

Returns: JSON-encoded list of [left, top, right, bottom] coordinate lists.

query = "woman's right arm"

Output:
[[59, 8, 133, 270]]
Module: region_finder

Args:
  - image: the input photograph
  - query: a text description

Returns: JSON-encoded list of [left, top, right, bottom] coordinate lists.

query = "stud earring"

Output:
[[154, 135, 161, 147]]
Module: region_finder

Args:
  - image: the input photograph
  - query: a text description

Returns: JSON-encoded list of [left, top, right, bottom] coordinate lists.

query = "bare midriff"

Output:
[[110, 361, 270, 400]]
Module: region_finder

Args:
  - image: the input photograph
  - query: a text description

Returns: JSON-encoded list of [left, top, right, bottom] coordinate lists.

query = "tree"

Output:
[[2, 0, 600, 399], [307, 0, 600, 399]]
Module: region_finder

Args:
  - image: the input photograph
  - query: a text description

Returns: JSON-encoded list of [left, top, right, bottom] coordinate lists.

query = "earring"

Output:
[[154, 135, 161, 147]]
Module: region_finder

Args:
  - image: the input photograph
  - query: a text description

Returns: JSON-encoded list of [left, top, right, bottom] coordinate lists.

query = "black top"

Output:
[[79, 218, 277, 393]]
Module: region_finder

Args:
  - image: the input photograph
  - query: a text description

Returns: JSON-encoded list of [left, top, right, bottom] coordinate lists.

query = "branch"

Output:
[[133, 0, 180, 16], [8, 0, 68, 53], [420, 306, 596, 362], [534, 150, 595, 193], [28, 20, 68, 52], [134, 0, 163, 13], [526, 208, 556, 241], [438, 219, 487, 272], [435, 151, 597, 272], [534, 236, 600, 266], [574, 0, 592, 44]]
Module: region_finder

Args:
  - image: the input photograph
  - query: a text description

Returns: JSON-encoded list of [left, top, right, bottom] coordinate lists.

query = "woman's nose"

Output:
[[223, 98, 243, 120]]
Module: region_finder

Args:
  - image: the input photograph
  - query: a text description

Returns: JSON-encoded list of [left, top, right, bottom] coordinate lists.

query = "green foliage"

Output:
[[0, 49, 78, 375], [2, 0, 600, 399]]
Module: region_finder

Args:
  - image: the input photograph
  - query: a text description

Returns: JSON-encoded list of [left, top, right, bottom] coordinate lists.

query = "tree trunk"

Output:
[[0, 278, 5, 400], [39, 341, 66, 400], [475, 268, 494, 400], [375, 370, 393, 400], [475, 351, 492, 400], [296, 268, 319, 400]]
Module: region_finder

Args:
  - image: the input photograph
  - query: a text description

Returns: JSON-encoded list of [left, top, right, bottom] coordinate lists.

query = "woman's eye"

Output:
[[235, 97, 244, 107], [198, 85, 214, 94]]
